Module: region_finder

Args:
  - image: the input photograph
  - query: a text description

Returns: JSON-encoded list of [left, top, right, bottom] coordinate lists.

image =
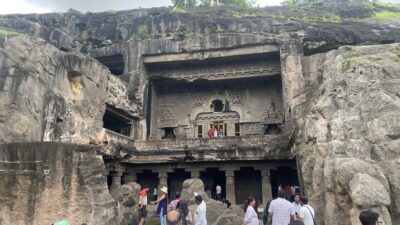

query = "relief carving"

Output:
[[159, 108, 177, 126], [149, 60, 281, 81], [192, 95, 207, 109], [242, 123, 263, 135], [229, 91, 242, 105]]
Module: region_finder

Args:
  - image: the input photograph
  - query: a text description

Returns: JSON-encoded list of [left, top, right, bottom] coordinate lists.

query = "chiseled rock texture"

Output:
[[181, 178, 244, 225], [113, 182, 141, 225], [0, 34, 137, 145], [294, 44, 400, 225], [0, 142, 117, 225]]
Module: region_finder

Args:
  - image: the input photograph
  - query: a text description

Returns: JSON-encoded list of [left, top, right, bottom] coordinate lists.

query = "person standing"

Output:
[[179, 201, 193, 225], [268, 190, 295, 225], [138, 187, 149, 225], [359, 210, 382, 225], [169, 192, 181, 210], [153, 186, 158, 201], [151, 187, 168, 225], [298, 196, 315, 225], [207, 127, 214, 138], [213, 128, 218, 137], [215, 185, 222, 201], [243, 196, 259, 225], [218, 129, 224, 138], [194, 194, 207, 225], [262, 199, 272, 225], [291, 194, 302, 220]]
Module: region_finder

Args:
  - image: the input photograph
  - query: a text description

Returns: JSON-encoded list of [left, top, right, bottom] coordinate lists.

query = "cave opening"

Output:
[[95, 54, 124, 76], [102, 108, 132, 137]]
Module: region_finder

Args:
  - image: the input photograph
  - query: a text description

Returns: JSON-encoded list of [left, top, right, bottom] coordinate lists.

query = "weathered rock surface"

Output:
[[181, 178, 244, 225], [0, 34, 137, 144], [294, 43, 400, 225], [0, 142, 117, 225], [113, 182, 141, 225]]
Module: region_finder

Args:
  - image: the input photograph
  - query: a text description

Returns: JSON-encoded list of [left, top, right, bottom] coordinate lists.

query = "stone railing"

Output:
[[105, 129, 134, 146], [134, 134, 284, 150]]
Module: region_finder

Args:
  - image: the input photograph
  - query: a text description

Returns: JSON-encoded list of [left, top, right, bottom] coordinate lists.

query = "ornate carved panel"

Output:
[[242, 123, 264, 135], [195, 112, 240, 122], [149, 59, 281, 81]]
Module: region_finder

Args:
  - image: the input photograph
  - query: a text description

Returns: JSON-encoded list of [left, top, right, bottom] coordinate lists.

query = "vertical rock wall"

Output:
[[292, 44, 400, 225], [0, 142, 117, 225]]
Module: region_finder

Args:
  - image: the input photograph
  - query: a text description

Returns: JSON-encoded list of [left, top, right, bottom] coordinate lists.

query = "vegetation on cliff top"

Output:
[[172, 0, 256, 9], [0, 28, 20, 36]]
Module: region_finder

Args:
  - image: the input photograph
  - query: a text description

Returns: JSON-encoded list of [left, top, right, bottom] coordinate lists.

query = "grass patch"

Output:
[[376, 1, 400, 10], [372, 11, 400, 20], [0, 28, 20, 36]]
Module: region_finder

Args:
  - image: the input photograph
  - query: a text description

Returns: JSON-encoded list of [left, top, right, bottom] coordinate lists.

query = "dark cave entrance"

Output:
[[95, 54, 124, 76], [200, 168, 226, 200], [102, 107, 132, 137]]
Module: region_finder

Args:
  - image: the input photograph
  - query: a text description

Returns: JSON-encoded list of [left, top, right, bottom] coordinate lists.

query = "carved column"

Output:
[[110, 171, 123, 192], [158, 171, 168, 192], [260, 168, 272, 204], [225, 169, 236, 204]]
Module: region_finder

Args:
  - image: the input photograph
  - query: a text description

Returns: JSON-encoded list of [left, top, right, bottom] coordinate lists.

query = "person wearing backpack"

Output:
[[299, 196, 315, 225]]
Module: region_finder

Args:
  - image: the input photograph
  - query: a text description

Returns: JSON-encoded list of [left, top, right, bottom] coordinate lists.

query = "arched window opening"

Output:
[[212, 99, 224, 112]]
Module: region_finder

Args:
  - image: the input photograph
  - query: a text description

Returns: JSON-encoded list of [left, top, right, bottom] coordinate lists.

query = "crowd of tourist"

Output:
[[207, 127, 224, 138], [51, 183, 384, 225]]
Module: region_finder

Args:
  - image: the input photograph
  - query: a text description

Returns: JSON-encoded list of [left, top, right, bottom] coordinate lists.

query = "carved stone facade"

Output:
[[147, 53, 284, 140]]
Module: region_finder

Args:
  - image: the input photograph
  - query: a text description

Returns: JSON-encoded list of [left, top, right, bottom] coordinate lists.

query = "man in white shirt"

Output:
[[291, 194, 302, 219], [194, 194, 207, 225], [268, 191, 295, 225], [299, 196, 315, 225], [215, 185, 222, 201]]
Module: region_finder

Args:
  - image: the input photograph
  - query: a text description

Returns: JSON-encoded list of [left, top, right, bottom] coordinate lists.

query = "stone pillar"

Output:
[[158, 171, 168, 192], [260, 168, 272, 204], [225, 169, 236, 204], [191, 170, 200, 178], [123, 172, 137, 184], [110, 171, 123, 192]]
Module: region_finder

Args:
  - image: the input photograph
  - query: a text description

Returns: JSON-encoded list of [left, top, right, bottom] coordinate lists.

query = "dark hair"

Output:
[[195, 195, 202, 204], [278, 190, 286, 199], [301, 196, 308, 205], [244, 196, 256, 212], [175, 192, 181, 199], [179, 201, 189, 217], [166, 209, 182, 225], [359, 210, 379, 225]]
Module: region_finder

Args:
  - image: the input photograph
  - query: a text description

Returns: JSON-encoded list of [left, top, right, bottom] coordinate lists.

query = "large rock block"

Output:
[[181, 178, 244, 225], [0, 142, 117, 225]]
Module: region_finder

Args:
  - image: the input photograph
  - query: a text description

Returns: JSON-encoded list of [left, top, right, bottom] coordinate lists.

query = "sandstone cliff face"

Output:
[[0, 35, 137, 144], [293, 44, 400, 225], [0, 142, 117, 225]]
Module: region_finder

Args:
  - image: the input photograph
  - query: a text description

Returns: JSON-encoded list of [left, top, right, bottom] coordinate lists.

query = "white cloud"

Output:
[[0, 0, 52, 14]]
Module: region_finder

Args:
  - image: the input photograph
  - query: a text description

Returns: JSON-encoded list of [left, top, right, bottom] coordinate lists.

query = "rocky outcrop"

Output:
[[293, 43, 400, 225], [180, 178, 244, 225], [0, 142, 117, 225], [0, 34, 137, 144], [113, 182, 141, 225]]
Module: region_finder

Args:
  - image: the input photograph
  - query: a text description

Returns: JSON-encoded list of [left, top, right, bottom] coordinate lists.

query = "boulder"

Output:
[[181, 178, 244, 225], [114, 182, 141, 225]]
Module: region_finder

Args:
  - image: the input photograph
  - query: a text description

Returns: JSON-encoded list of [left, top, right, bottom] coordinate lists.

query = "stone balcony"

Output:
[[125, 134, 292, 164], [104, 129, 134, 146]]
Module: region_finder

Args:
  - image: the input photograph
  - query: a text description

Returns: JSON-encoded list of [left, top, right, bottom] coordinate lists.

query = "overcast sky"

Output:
[[0, 0, 399, 14]]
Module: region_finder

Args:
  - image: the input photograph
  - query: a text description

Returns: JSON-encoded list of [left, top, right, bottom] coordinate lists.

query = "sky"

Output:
[[0, 0, 399, 15]]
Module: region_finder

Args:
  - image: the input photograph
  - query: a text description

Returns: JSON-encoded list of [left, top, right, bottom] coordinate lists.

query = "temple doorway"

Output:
[[168, 169, 191, 198], [200, 168, 226, 199], [270, 166, 299, 198], [137, 170, 159, 194], [235, 167, 262, 204]]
